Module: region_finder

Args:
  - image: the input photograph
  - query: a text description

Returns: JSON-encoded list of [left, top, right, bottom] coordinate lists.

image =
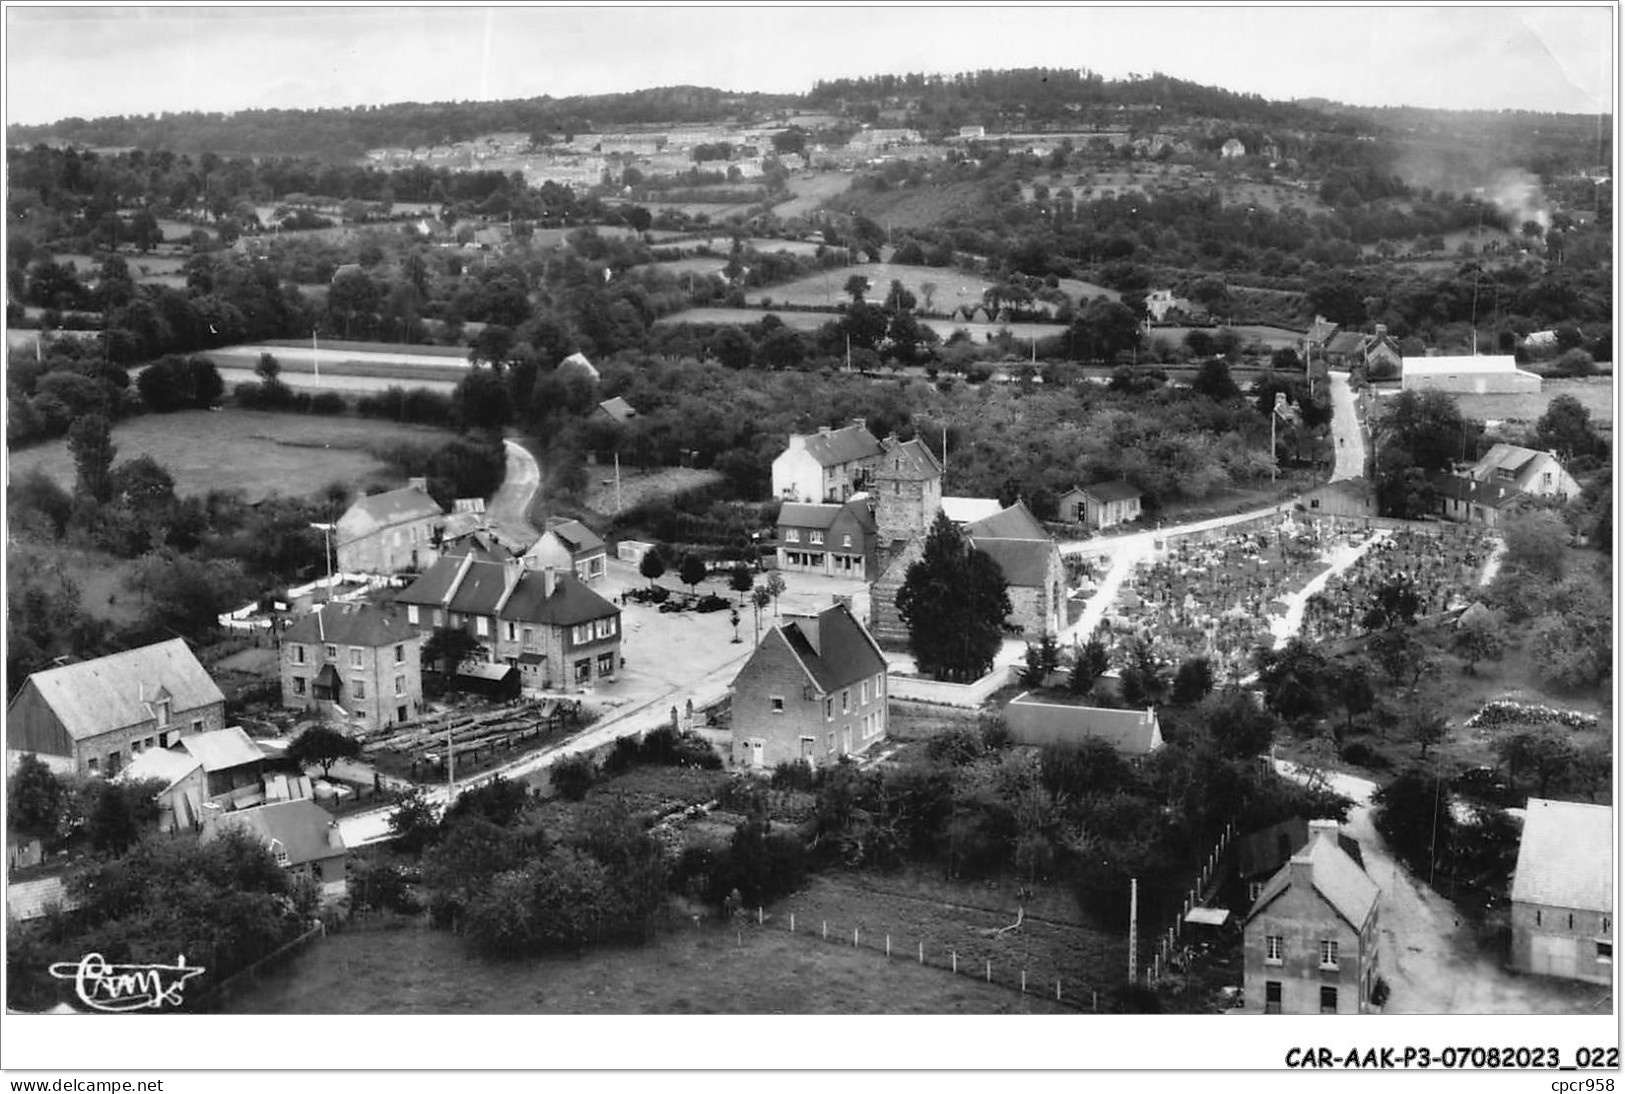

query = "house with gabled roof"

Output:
[[1304, 315, 1340, 359], [558, 351, 600, 382], [523, 517, 609, 584], [1401, 354, 1541, 395], [395, 554, 621, 692], [771, 419, 883, 503], [965, 502, 1066, 637], [1464, 443, 1580, 501], [280, 602, 424, 733], [6, 639, 226, 778], [119, 725, 312, 832], [1243, 819, 1380, 1014], [777, 495, 878, 579], [334, 477, 445, 574], [1510, 799, 1613, 984], [1002, 693, 1164, 757], [596, 396, 638, 424], [1433, 473, 1526, 528], [729, 602, 888, 771], [203, 798, 348, 890], [1324, 324, 1402, 376], [1059, 481, 1144, 529]]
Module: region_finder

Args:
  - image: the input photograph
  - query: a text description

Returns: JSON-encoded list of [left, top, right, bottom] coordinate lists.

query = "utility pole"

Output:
[[447, 725, 455, 799], [312, 328, 321, 386], [310, 523, 336, 601], [614, 450, 623, 513], [1128, 877, 1139, 984]]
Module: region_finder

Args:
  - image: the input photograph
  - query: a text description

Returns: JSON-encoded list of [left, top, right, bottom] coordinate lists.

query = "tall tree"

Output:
[[895, 513, 1011, 683], [67, 413, 116, 504], [286, 725, 363, 778]]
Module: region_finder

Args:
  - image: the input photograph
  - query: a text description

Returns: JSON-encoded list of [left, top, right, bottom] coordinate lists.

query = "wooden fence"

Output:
[[190, 918, 327, 1012]]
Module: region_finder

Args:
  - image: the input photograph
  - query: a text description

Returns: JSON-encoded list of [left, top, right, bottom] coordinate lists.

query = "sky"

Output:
[[3, 4, 1616, 128]]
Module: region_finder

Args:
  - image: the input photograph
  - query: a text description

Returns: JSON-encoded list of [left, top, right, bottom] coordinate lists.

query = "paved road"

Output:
[[1327, 371, 1365, 482], [487, 438, 541, 546]]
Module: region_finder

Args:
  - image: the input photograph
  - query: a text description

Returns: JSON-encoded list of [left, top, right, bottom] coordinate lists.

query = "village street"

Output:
[[486, 439, 542, 546], [1274, 763, 1608, 1014], [1326, 371, 1365, 482]]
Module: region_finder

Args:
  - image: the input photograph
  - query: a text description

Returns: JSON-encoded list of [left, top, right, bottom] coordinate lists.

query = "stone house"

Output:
[[730, 602, 887, 771], [1242, 819, 1380, 1014], [1433, 474, 1526, 528], [522, 518, 609, 585], [395, 554, 622, 692], [6, 639, 226, 778], [1464, 444, 1580, 501], [1510, 799, 1613, 984], [771, 420, 884, 503], [203, 798, 348, 890], [964, 502, 1066, 638], [1324, 324, 1402, 375], [776, 495, 878, 580], [334, 478, 445, 574], [280, 602, 424, 734]]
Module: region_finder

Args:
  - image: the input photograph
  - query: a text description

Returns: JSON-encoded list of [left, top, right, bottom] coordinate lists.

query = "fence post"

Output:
[[790, 914, 795, 933], [758, 906, 763, 925], [1021, 970, 1027, 994], [918, 941, 924, 965], [885, 934, 891, 959], [823, 920, 827, 941], [985, 960, 991, 983], [952, 950, 958, 974], [853, 927, 859, 948]]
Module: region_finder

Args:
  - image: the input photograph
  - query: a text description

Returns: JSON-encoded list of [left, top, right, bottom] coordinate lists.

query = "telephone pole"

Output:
[[1128, 877, 1139, 984]]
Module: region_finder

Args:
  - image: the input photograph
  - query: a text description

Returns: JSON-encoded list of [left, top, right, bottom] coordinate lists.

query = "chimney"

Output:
[[793, 613, 820, 656], [496, 556, 524, 614], [543, 565, 557, 598], [1374, 323, 1387, 338], [328, 820, 344, 849], [851, 417, 867, 434], [407, 476, 428, 493], [1308, 818, 1341, 848], [818, 425, 832, 435]]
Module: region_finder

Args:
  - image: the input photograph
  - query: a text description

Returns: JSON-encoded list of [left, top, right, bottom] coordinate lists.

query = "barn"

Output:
[[1400, 355, 1541, 395]]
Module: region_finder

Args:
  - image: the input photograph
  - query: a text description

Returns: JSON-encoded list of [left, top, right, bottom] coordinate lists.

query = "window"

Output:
[[407, 605, 420, 625], [294, 676, 307, 696], [106, 751, 121, 776], [87, 757, 99, 775], [155, 700, 171, 726], [841, 689, 850, 713], [522, 628, 534, 646], [826, 732, 836, 754], [269, 839, 289, 867], [394, 675, 406, 697], [475, 616, 488, 637], [809, 531, 824, 545], [506, 622, 516, 642], [158, 732, 170, 749], [1319, 940, 1338, 970], [825, 697, 833, 720], [1598, 941, 1614, 963], [350, 647, 364, 669], [353, 679, 366, 701], [1536, 910, 1543, 927], [432, 609, 444, 627], [1265, 935, 1283, 965], [190, 719, 202, 734], [395, 644, 405, 664], [1605, 917, 1613, 934], [1569, 913, 1575, 930], [597, 652, 615, 676], [860, 681, 869, 704], [575, 659, 592, 683], [325, 644, 338, 660], [842, 534, 852, 548], [875, 672, 883, 696], [1319, 986, 1338, 1014], [1264, 981, 1281, 1015], [293, 644, 306, 665], [771, 697, 785, 713], [595, 617, 617, 640], [785, 529, 799, 543], [1249, 881, 1264, 902], [573, 623, 593, 645]]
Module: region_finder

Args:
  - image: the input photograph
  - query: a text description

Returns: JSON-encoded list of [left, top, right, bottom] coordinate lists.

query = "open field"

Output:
[[1145, 324, 1307, 351], [204, 342, 471, 381], [260, 337, 469, 358], [756, 262, 1005, 312], [208, 365, 457, 396], [644, 200, 761, 221], [7, 409, 456, 502], [1452, 376, 1615, 427], [771, 169, 855, 219], [582, 466, 725, 515], [222, 914, 1067, 1015]]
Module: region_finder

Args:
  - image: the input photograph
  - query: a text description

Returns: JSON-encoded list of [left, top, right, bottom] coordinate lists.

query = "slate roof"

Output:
[[12, 640, 224, 742], [1080, 480, 1143, 503], [1511, 799, 1614, 913], [283, 603, 419, 649], [1246, 830, 1379, 930], [339, 485, 443, 537], [597, 396, 637, 422], [799, 424, 884, 468], [1236, 817, 1310, 880], [544, 517, 605, 554], [395, 554, 476, 606], [559, 352, 599, 380], [203, 799, 346, 867], [1474, 443, 1544, 475], [500, 569, 619, 627], [892, 437, 942, 477], [772, 603, 886, 695], [1003, 695, 1163, 755], [1434, 474, 1525, 509], [118, 746, 201, 791], [1306, 316, 1339, 346], [964, 501, 1048, 540], [780, 502, 842, 531], [1323, 330, 1366, 356], [969, 536, 1056, 588]]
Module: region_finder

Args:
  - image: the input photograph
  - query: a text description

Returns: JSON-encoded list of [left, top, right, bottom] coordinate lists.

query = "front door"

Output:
[[751, 739, 765, 767], [1264, 981, 1282, 1014], [1532, 934, 1577, 978]]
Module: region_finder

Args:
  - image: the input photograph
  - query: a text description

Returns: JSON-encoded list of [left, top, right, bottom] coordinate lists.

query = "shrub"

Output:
[[979, 714, 1011, 751], [769, 761, 819, 791], [550, 753, 598, 801], [1338, 740, 1393, 771], [925, 726, 984, 766], [309, 391, 347, 416]]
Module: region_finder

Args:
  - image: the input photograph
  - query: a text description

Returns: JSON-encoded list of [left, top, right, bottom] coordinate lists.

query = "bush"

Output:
[[979, 714, 1011, 751], [550, 753, 598, 801], [769, 761, 819, 791], [925, 726, 984, 766], [309, 391, 347, 416], [1338, 740, 1393, 771], [348, 858, 419, 914]]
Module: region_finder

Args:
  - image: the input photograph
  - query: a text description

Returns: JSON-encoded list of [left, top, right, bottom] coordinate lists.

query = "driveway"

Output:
[[1276, 762, 1610, 1015]]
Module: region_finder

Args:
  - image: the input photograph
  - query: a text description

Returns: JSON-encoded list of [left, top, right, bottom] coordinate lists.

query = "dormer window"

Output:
[[268, 838, 290, 867], [155, 699, 171, 726]]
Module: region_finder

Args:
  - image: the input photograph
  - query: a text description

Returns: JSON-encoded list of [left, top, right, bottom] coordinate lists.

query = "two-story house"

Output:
[[6, 639, 226, 778], [334, 478, 445, 574], [729, 602, 888, 771], [395, 555, 622, 692], [776, 495, 879, 580], [1243, 819, 1380, 1014], [1510, 798, 1613, 984], [523, 517, 609, 585], [771, 420, 884, 503], [1323, 324, 1402, 376], [280, 602, 424, 734]]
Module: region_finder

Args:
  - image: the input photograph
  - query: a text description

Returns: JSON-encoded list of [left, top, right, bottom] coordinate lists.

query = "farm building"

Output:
[[1242, 819, 1380, 1014], [6, 639, 226, 778], [596, 396, 637, 423], [1297, 479, 1375, 519], [964, 502, 1066, 639], [1001, 693, 1164, 757], [1324, 324, 1402, 376], [1401, 355, 1541, 395], [729, 602, 887, 771], [558, 352, 600, 382], [1510, 799, 1613, 984], [1433, 474, 1526, 528]]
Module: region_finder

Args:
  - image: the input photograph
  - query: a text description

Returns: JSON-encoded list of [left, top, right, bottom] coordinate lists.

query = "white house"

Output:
[[770, 420, 883, 503], [1401, 355, 1541, 395]]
